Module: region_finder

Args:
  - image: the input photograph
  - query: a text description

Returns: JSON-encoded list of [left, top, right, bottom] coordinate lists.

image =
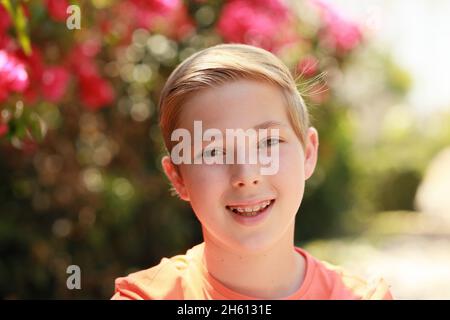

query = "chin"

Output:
[[230, 233, 278, 255]]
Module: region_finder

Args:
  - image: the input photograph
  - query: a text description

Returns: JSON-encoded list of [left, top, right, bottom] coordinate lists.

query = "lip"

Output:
[[226, 199, 275, 227], [225, 197, 275, 207]]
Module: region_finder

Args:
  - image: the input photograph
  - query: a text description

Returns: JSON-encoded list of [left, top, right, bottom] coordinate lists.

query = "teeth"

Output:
[[228, 200, 272, 214]]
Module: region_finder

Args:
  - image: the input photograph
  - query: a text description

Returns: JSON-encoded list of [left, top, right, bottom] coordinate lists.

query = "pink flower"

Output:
[[163, 3, 195, 40], [79, 73, 115, 110], [217, 0, 297, 52], [297, 56, 319, 78], [120, 0, 194, 39], [44, 0, 69, 22], [130, 0, 179, 15], [0, 4, 14, 51], [42, 66, 70, 103], [16, 47, 45, 103], [66, 42, 115, 110], [0, 34, 14, 50], [126, 0, 179, 29], [16, 47, 71, 104], [311, 0, 362, 54], [67, 45, 99, 78], [0, 4, 12, 33], [0, 122, 8, 137], [0, 50, 29, 102], [0, 5, 14, 51]]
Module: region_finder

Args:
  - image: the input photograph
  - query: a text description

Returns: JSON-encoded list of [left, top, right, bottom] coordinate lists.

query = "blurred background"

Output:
[[1, 0, 449, 299]]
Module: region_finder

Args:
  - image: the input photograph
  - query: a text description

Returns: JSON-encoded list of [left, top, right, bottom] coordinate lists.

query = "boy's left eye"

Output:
[[202, 147, 224, 158], [259, 137, 282, 148]]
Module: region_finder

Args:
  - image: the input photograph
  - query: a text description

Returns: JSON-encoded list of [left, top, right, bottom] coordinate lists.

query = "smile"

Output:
[[225, 199, 275, 217]]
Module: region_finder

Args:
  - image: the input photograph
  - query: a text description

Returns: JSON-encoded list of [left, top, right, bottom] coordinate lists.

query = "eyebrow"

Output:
[[253, 120, 288, 130]]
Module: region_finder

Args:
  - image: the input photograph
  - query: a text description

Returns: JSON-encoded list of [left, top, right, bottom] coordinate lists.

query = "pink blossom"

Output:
[[0, 34, 14, 50], [126, 0, 179, 29], [16, 47, 70, 104], [67, 45, 98, 78], [66, 41, 102, 86], [122, 0, 194, 39], [16, 47, 45, 103], [0, 50, 29, 102], [79, 73, 115, 110], [0, 6, 14, 50], [107, 0, 193, 43], [217, 0, 297, 52], [44, 0, 69, 22], [42, 66, 70, 103], [311, 0, 362, 54], [163, 3, 195, 40], [0, 122, 8, 137], [130, 0, 179, 15], [297, 56, 320, 78], [0, 5, 12, 33], [66, 42, 115, 110]]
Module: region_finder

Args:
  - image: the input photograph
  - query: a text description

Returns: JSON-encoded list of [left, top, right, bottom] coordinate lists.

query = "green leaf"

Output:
[[15, 5, 31, 55], [12, 118, 26, 139], [0, 1, 32, 55], [27, 112, 46, 143]]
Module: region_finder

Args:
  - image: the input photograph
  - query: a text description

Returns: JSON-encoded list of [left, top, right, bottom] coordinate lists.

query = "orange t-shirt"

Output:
[[112, 242, 393, 300]]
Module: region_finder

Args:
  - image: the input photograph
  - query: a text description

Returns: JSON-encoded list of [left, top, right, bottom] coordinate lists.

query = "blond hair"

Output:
[[158, 43, 310, 153]]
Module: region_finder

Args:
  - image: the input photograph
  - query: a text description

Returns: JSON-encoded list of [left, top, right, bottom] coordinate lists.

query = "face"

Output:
[[162, 79, 319, 254]]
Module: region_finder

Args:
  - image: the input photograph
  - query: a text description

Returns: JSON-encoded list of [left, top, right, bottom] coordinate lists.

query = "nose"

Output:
[[230, 163, 261, 188]]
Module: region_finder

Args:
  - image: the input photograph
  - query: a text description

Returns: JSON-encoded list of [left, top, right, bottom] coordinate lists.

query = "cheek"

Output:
[[279, 143, 305, 178], [182, 165, 228, 210], [277, 144, 306, 200]]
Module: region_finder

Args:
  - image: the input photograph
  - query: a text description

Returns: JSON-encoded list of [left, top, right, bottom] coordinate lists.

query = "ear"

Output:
[[161, 155, 190, 201], [303, 127, 319, 180]]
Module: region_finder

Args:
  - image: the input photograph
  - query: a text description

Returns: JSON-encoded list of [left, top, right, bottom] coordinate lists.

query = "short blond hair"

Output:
[[158, 43, 310, 153]]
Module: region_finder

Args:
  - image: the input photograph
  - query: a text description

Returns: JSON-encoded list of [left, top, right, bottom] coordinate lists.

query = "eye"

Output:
[[203, 147, 225, 158], [259, 137, 282, 149]]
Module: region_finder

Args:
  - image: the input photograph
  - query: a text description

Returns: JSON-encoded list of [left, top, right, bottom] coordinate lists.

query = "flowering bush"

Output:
[[0, 0, 367, 144]]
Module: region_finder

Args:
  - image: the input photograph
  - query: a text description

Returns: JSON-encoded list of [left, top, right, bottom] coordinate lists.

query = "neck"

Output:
[[201, 223, 305, 299]]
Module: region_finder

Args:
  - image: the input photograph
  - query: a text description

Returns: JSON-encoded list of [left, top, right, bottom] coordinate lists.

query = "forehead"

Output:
[[180, 79, 291, 131]]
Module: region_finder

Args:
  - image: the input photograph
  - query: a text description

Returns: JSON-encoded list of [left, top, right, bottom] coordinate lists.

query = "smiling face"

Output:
[[162, 79, 318, 254]]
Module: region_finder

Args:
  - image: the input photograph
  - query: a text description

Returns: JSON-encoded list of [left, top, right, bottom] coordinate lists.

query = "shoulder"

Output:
[[320, 259, 392, 299], [300, 249, 393, 300], [112, 251, 194, 300]]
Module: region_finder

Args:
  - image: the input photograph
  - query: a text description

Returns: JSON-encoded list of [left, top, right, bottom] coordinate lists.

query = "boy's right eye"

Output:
[[203, 148, 224, 158]]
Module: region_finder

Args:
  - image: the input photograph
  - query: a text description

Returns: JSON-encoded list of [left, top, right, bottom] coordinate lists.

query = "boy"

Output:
[[112, 44, 393, 300]]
